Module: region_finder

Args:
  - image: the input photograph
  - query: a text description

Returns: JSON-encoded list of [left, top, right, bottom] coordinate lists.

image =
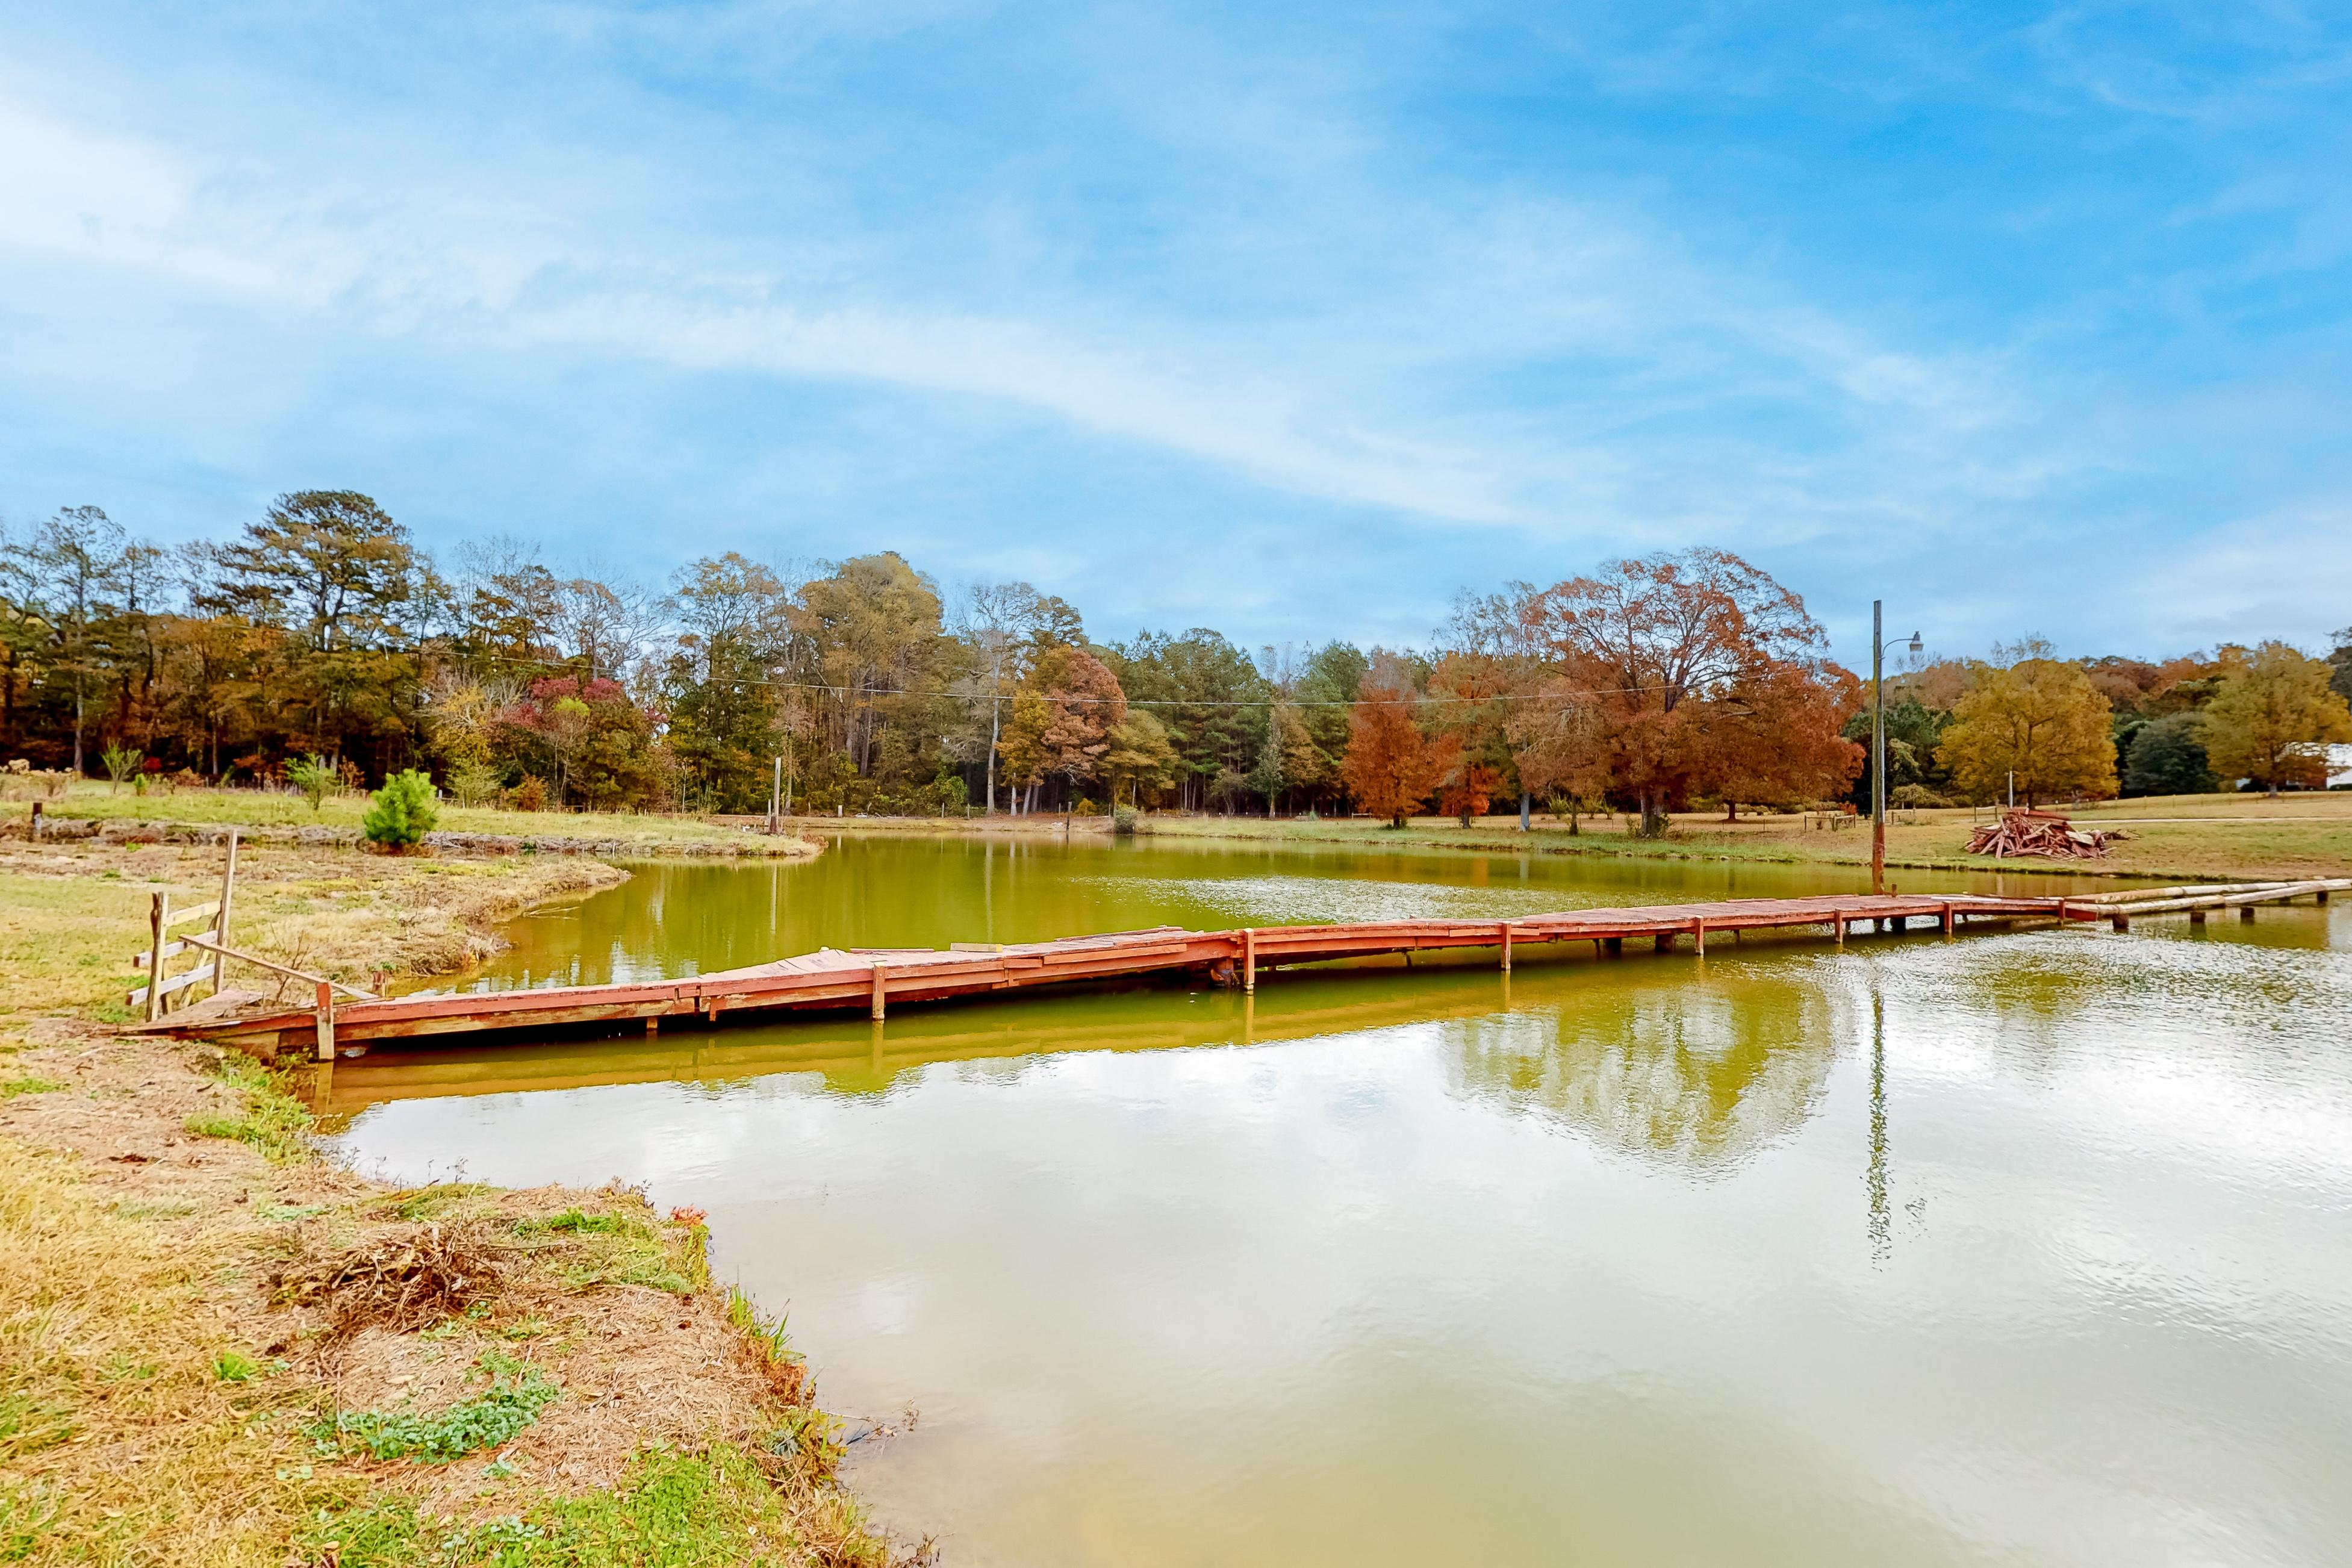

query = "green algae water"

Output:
[[323, 833, 2352, 1566]]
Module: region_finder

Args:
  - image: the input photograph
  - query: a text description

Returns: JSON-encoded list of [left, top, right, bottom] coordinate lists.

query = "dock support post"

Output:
[[1655, 932, 1673, 953], [1499, 922, 1511, 972], [2241, 906, 2256, 924], [313, 981, 335, 1062], [1940, 902, 1954, 936], [1692, 920, 1705, 957], [2319, 891, 2331, 906], [1835, 919, 1845, 949], [1604, 936, 1622, 957], [646, 1015, 659, 1036], [1243, 928, 1256, 991], [2190, 909, 2206, 925], [2110, 912, 2130, 933], [871, 959, 887, 1020]]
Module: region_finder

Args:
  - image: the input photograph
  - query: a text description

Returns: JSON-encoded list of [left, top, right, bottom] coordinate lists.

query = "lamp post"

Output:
[[1871, 600, 1924, 895]]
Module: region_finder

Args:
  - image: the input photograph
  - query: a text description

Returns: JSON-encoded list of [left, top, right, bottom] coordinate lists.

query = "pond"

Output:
[[323, 832, 2352, 1566]]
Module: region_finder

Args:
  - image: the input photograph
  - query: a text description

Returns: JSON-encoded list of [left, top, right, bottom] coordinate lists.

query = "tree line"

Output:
[[4, 491, 2348, 821]]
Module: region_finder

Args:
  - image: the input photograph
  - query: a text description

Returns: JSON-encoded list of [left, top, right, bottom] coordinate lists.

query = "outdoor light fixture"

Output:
[[1870, 605, 1924, 896]]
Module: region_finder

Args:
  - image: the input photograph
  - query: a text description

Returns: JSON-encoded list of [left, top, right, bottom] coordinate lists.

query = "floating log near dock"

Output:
[[164, 881, 2348, 1062]]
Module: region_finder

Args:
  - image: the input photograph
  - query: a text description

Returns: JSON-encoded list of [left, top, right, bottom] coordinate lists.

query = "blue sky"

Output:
[[3, 2, 2348, 666]]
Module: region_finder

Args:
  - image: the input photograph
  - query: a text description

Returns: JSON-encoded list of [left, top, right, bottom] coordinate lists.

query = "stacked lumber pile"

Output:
[[1966, 809, 2111, 859]]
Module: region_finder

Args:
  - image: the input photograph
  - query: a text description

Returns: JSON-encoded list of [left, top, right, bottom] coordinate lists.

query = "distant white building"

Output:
[[2330, 743, 2352, 791]]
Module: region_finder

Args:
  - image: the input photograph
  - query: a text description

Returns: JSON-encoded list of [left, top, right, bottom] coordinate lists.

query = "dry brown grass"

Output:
[[0, 1121, 339, 1566], [0, 1036, 915, 1564]]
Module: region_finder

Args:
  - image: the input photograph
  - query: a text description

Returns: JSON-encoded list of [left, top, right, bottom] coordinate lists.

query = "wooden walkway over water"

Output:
[[171, 882, 2346, 1062]]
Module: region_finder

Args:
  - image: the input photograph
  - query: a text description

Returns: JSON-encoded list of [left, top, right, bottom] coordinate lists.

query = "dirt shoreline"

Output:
[[0, 834, 913, 1568]]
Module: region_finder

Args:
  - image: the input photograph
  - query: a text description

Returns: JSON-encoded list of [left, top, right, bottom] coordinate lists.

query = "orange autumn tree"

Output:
[[1341, 664, 1458, 827], [1520, 549, 1852, 836], [1693, 656, 1865, 818], [1030, 644, 1128, 807], [1439, 762, 1504, 825], [1426, 649, 1518, 824]]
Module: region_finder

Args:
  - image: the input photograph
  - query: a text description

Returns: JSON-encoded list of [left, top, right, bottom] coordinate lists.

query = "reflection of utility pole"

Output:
[[1867, 989, 1891, 1263]]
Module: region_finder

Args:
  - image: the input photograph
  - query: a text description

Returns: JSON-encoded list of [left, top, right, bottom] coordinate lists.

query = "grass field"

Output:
[[14, 781, 795, 850], [1128, 792, 2352, 883]]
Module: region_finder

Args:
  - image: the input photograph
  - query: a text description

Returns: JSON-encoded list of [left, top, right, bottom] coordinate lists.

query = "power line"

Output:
[[455, 650, 1690, 709]]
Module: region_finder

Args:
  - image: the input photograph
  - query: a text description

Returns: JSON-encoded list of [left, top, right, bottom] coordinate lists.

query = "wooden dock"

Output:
[[166, 882, 2346, 1062]]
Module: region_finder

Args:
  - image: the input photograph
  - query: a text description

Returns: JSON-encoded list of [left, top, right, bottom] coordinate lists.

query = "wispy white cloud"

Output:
[[1, 0, 2347, 655]]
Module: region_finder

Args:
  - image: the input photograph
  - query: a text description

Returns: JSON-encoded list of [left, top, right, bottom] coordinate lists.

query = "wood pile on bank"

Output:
[[1966, 809, 2111, 859]]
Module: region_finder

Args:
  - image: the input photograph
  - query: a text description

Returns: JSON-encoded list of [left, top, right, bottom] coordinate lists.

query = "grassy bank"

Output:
[[14, 782, 818, 856], [1121, 793, 2352, 883], [0, 836, 630, 1024], [0, 835, 907, 1567]]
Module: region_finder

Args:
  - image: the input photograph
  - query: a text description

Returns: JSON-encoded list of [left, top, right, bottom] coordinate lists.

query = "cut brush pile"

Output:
[[270, 1218, 509, 1348], [1966, 808, 2115, 860]]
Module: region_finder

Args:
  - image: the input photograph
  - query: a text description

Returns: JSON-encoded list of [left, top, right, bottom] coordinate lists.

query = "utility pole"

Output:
[[1870, 603, 1923, 896], [1873, 600, 1887, 895]]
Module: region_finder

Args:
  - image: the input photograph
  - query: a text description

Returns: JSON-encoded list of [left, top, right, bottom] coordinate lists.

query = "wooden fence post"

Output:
[[213, 831, 239, 998], [144, 894, 169, 1022], [313, 981, 335, 1062]]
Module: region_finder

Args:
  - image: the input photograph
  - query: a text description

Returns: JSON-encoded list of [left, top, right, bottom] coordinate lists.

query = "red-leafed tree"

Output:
[[495, 676, 666, 810]]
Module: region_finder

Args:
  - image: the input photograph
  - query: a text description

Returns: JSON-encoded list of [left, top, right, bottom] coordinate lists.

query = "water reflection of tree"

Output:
[[1446, 970, 1844, 1174]]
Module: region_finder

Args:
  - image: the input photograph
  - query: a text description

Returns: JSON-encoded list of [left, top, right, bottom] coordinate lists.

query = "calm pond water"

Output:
[[325, 833, 2352, 1567]]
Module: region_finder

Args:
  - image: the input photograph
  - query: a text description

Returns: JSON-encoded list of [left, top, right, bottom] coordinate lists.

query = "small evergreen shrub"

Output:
[[285, 753, 337, 813], [362, 769, 440, 849], [1112, 805, 1138, 836]]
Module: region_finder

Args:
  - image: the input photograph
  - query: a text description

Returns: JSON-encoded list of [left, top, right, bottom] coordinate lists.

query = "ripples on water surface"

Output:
[[326, 835, 2352, 1566]]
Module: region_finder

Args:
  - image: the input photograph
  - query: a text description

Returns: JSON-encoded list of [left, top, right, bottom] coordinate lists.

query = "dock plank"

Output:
[[167, 885, 2335, 1053]]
